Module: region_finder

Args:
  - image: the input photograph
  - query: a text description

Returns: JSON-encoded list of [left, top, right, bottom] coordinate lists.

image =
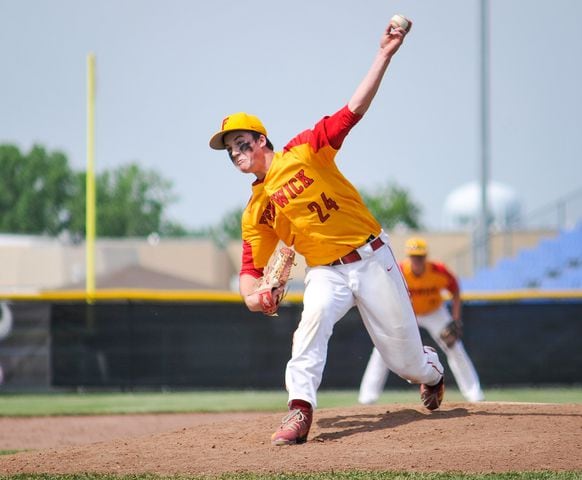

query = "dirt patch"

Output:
[[1, 402, 581, 475]]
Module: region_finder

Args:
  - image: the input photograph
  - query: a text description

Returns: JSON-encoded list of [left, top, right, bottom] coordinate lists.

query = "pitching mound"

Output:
[[1, 402, 581, 475]]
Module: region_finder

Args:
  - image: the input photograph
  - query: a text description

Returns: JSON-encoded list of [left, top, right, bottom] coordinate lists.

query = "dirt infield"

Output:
[[1, 402, 581, 475]]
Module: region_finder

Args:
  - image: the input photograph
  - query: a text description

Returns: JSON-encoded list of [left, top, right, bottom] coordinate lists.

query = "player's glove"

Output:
[[255, 246, 296, 316], [439, 321, 462, 348]]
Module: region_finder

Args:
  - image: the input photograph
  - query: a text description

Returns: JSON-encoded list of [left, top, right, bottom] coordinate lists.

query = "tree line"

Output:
[[0, 143, 421, 242]]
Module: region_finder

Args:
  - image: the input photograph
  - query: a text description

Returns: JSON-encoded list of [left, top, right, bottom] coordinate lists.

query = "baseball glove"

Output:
[[439, 321, 462, 348], [256, 246, 296, 316]]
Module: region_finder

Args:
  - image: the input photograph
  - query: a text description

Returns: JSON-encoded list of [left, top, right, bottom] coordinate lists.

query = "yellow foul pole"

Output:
[[86, 53, 96, 299]]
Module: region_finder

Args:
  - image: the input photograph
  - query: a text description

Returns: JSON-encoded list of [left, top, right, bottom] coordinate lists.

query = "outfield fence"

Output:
[[0, 290, 581, 391]]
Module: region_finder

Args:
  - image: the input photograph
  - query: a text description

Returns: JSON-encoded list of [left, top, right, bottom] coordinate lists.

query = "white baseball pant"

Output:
[[359, 304, 484, 404], [285, 231, 444, 408]]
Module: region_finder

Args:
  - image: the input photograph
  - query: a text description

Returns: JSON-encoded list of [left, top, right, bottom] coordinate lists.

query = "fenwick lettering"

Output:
[[270, 169, 315, 207]]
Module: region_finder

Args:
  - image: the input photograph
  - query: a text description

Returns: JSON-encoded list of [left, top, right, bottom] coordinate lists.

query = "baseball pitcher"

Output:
[[209, 15, 445, 446]]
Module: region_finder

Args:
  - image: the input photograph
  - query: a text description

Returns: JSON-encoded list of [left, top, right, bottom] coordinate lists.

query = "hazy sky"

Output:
[[2, 0, 581, 231]]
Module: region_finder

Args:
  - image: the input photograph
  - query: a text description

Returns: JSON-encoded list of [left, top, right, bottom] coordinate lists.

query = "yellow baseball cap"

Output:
[[405, 237, 428, 256], [209, 112, 268, 150]]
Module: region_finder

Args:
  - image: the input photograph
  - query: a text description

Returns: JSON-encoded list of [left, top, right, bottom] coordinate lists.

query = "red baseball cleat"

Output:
[[271, 402, 313, 446], [420, 376, 445, 410]]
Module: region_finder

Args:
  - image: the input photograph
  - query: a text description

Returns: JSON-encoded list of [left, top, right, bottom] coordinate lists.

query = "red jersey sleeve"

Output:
[[283, 105, 362, 154], [432, 262, 460, 295], [240, 240, 263, 279]]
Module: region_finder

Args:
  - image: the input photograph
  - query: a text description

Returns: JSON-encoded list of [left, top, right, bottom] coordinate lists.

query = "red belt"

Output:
[[329, 236, 385, 266]]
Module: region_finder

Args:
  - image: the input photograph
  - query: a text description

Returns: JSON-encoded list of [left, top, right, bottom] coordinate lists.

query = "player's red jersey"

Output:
[[241, 105, 382, 277], [399, 259, 460, 315]]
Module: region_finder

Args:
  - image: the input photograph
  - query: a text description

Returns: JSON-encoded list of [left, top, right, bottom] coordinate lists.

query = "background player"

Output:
[[209, 16, 445, 446], [0, 302, 14, 386], [359, 237, 484, 404]]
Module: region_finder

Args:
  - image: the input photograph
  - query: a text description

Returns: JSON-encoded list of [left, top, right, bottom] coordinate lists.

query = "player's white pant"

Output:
[[358, 305, 484, 404], [0, 302, 12, 387], [285, 231, 444, 409]]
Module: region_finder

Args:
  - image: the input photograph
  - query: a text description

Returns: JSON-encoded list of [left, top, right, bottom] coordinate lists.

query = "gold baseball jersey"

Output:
[[241, 105, 382, 277], [399, 259, 460, 315]]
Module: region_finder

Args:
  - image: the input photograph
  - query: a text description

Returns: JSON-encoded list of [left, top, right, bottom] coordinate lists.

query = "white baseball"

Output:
[[390, 14, 410, 32]]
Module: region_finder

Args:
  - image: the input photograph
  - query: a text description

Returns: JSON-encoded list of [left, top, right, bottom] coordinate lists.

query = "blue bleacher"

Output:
[[462, 221, 582, 291], [544, 268, 582, 289]]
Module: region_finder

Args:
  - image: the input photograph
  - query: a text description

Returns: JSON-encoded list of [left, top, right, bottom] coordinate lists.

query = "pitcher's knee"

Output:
[[391, 350, 443, 385]]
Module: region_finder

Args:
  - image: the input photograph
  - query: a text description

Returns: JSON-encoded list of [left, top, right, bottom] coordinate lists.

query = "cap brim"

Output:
[[209, 131, 227, 150]]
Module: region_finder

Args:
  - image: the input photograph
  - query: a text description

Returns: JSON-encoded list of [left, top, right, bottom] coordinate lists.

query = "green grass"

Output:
[[0, 387, 579, 417], [0, 450, 19, 456]]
